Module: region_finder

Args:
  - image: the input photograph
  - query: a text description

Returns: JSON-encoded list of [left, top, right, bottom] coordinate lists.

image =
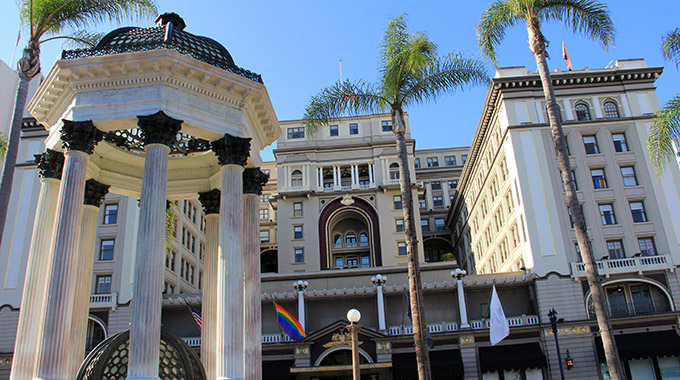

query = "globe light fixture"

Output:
[[347, 308, 361, 324]]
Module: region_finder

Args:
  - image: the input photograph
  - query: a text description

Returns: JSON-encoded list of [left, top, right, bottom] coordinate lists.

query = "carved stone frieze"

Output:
[[198, 189, 221, 215], [211, 133, 251, 167], [60, 120, 104, 154], [83, 179, 110, 207], [136, 110, 183, 147], [34, 149, 65, 180], [243, 168, 269, 195]]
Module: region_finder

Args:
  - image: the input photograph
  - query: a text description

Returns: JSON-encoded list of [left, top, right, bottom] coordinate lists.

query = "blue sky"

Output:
[[1, 1, 679, 161]]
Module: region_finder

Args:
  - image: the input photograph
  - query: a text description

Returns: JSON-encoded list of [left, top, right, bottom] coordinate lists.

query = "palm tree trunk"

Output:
[[528, 22, 626, 380], [393, 107, 432, 380], [0, 74, 31, 249]]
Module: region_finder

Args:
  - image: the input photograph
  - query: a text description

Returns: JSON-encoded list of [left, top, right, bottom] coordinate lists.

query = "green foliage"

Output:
[[662, 29, 680, 68], [478, 0, 615, 66], [165, 201, 178, 253], [648, 95, 680, 177], [0, 133, 7, 159], [441, 252, 456, 262]]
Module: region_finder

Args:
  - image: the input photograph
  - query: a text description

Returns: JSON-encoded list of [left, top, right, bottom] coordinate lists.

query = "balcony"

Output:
[[386, 314, 538, 336], [570, 254, 674, 279], [90, 292, 118, 309]]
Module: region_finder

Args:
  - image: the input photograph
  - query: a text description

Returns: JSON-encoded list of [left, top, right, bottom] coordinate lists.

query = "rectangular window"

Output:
[[638, 237, 657, 256], [562, 170, 579, 191], [419, 197, 426, 209], [349, 123, 358, 135], [431, 181, 441, 190], [398, 242, 407, 256], [575, 243, 582, 262], [103, 204, 118, 224], [260, 230, 270, 243], [591, 168, 608, 189], [294, 248, 304, 263], [99, 239, 115, 261], [426, 157, 439, 167], [435, 218, 445, 231], [432, 196, 443, 207], [621, 167, 638, 186], [414, 158, 420, 168], [599, 204, 616, 225], [607, 240, 625, 259], [612, 133, 629, 152], [293, 202, 303, 217], [396, 219, 405, 232], [259, 209, 269, 220], [329, 125, 338, 136], [449, 194, 455, 204], [448, 180, 458, 189], [287, 127, 305, 139], [393, 195, 402, 210], [583, 135, 600, 154], [294, 225, 303, 239], [421, 219, 430, 232], [445, 155, 456, 166], [95, 275, 112, 294], [630, 201, 647, 223], [382, 120, 393, 132], [461, 154, 468, 164], [170, 251, 175, 271]]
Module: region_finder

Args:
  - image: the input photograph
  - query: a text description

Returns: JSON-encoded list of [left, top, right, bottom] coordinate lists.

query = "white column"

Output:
[[293, 281, 308, 332], [68, 180, 108, 378], [317, 166, 323, 189], [372, 274, 387, 332], [350, 164, 356, 187], [10, 150, 62, 380], [620, 94, 632, 117], [368, 163, 374, 185], [591, 96, 603, 118], [34, 120, 102, 380], [332, 166, 338, 188], [198, 189, 220, 380]]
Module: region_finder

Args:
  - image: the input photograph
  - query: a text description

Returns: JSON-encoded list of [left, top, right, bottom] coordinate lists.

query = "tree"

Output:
[[648, 28, 680, 176], [0, 0, 158, 248], [303, 15, 488, 379], [477, 1, 625, 379]]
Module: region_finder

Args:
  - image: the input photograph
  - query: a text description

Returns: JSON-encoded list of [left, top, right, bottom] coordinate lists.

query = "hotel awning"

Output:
[[392, 350, 464, 379], [595, 330, 680, 361], [479, 342, 547, 373]]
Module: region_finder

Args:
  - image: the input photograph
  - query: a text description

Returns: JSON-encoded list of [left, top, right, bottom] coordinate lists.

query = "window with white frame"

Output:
[[426, 157, 439, 167], [398, 242, 406, 255], [621, 167, 637, 186], [414, 158, 420, 168], [431, 181, 441, 190], [293, 225, 303, 239], [259, 209, 269, 220], [382, 120, 393, 132], [591, 168, 608, 189], [389, 163, 400, 180], [630, 201, 647, 223], [583, 135, 599, 154], [432, 196, 443, 207], [435, 218, 445, 231], [421, 219, 429, 232], [99, 239, 115, 261], [349, 123, 359, 135], [260, 230, 270, 243], [287, 127, 305, 139], [393, 195, 402, 210], [294, 248, 304, 263], [95, 275, 112, 294], [448, 180, 458, 189], [607, 240, 625, 259], [599, 204, 616, 225], [396, 219, 404, 232], [612, 133, 629, 152], [293, 202, 303, 217], [445, 155, 456, 166], [103, 204, 118, 224], [575, 102, 591, 121], [461, 154, 468, 164], [329, 125, 338, 136], [638, 237, 657, 256], [603, 100, 620, 118], [291, 170, 303, 187]]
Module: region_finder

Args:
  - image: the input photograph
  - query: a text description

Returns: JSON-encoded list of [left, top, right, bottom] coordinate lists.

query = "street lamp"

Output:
[[451, 268, 469, 329], [347, 308, 362, 380], [548, 308, 566, 380]]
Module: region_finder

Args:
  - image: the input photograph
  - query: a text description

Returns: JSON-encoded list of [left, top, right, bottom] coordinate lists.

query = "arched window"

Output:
[[333, 234, 343, 248], [291, 170, 303, 187], [359, 232, 369, 247], [575, 102, 591, 121], [345, 232, 357, 247], [389, 163, 400, 180], [603, 100, 620, 119]]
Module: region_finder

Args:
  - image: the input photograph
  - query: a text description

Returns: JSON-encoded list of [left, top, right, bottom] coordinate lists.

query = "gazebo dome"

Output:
[[76, 330, 206, 380]]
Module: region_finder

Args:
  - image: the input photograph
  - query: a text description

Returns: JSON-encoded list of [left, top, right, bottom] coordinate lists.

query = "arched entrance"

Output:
[[85, 315, 107, 352], [423, 237, 455, 263], [261, 248, 278, 273]]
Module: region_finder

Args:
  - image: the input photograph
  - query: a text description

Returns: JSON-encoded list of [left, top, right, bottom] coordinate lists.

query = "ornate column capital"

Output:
[[60, 120, 104, 154], [136, 110, 183, 147], [198, 189, 221, 215], [243, 168, 269, 195], [211, 133, 251, 166], [34, 149, 65, 179], [83, 179, 110, 207]]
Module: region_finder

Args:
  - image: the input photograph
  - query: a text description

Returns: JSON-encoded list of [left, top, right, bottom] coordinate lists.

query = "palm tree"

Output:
[[0, 0, 158, 248], [648, 28, 680, 176], [303, 15, 488, 379], [477, 1, 625, 379]]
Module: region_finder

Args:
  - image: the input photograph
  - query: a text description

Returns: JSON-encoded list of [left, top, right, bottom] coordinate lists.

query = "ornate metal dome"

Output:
[[61, 12, 262, 83], [76, 329, 206, 380]]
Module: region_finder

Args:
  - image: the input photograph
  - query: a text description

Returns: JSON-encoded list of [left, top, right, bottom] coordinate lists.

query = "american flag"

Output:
[[187, 303, 202, 330]]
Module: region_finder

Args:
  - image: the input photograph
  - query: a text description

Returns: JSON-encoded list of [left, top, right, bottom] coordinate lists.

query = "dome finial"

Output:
[[155, 12, 186, 31]]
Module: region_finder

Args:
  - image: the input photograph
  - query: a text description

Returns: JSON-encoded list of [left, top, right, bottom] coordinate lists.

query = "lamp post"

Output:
[[451, 268, 470, 329], [293, 280, 308, 331], [548, 308, 566, 380], [347, 308, 362, 380], [371, 274, 387, 331]]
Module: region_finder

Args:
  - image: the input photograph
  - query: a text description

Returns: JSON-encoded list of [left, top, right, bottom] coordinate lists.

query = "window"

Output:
[[333, 234, 342, 248], [349, 123, 358, 135], [603, 100, 620, 119], [418, 197, 426, 208], [448, 180, 458, 189], [103, 204, 118, 224], [393, 195, 402, 210], [612, 133, 629, 152], [445, 155, 456, 166], [421, 219, 430, 232], [99, 239, 115, 261], [259, 209, 269, 220], [583, 135, 599, 154], [382, 120, 393, 132], [638, 237, 657, 256], [359, 233, 369, 247], [621, 167, 638, 186], [291, 170, 303, 187], [432, 196, 443, 207], [95, 275, 112, 294], [260, 230, 270, 243], [630, 202, 647, 223], [294, 225, 303, 239], [360, 254, 370, 267], [449, 195, 455, 204], [461, 154, 468, 164], [389, 163, 400, 180], [599, 204, 616, 225], [294, 248, 304, 263], [426, 157, 439, 167], [170, 251, 176, 271], [575, 243, 582, 262], [396, 219, 405, 232], [435, 218, 445, 231], [607, 240, 625, 259], [345, 233, 357, 247], [590, 168, 608, 189], [293, 202, 303, 217], [575, 102, 591, 121], [398, 242, 406, 256], [568, 205, 585, 228], [329, 125, 338, 136], [431, 181, 441, 190], [287, 127, 305, 139], [414, 158, 420, 168]]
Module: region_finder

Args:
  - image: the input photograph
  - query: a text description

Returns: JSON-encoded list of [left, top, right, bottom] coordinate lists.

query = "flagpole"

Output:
[[339, 59, 345, 117], [10, 30, 20, 68], [271, 299, 286, 341]]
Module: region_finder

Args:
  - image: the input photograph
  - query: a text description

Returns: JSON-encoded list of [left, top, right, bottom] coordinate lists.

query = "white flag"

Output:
[[489, 284, 509, 345]]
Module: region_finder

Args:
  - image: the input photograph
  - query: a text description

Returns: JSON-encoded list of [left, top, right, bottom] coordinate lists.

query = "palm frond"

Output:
[[381, 32, 439, 102], [380, 14, 410, 70], [302, 80, 387, 135], [41, 30, 105, 48], [401, 52, 489, 107], [477, 0, 523, 66], [648, 94, 680, 177], [537, 0, 615, 49], [661, 29, 680, 69], [0, 133, 7, 159]]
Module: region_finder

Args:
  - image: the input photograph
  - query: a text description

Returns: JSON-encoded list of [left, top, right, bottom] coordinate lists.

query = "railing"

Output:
[[182, 337, 201, 347], [588, 299, 671, 319], [570, 254, 674, 278], [90, 292, 118, 309], [386, 315, 538, 336], [262, 334, 293, 343], [283, 185, 310, 193], [386, 179, 400, 185]]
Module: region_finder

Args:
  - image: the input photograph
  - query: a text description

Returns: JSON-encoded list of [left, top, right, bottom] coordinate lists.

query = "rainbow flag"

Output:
[[274, 302, 306, 341]]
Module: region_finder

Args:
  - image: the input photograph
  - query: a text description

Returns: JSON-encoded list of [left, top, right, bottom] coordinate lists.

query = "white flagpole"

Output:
[[10, 30, 21, 68], [339, 59, 344, 117], [489, 284, 509, 345]]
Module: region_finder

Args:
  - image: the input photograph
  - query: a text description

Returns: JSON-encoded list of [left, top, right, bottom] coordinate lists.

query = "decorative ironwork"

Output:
[[243, 168, 269, 195], [60, 120, 104, 155], [212, 133, 251, 167], [198, 189, 221, 215], [83, 179, 110, 207], [34, 149, 65, 180], [103, 128, 211, 156]]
